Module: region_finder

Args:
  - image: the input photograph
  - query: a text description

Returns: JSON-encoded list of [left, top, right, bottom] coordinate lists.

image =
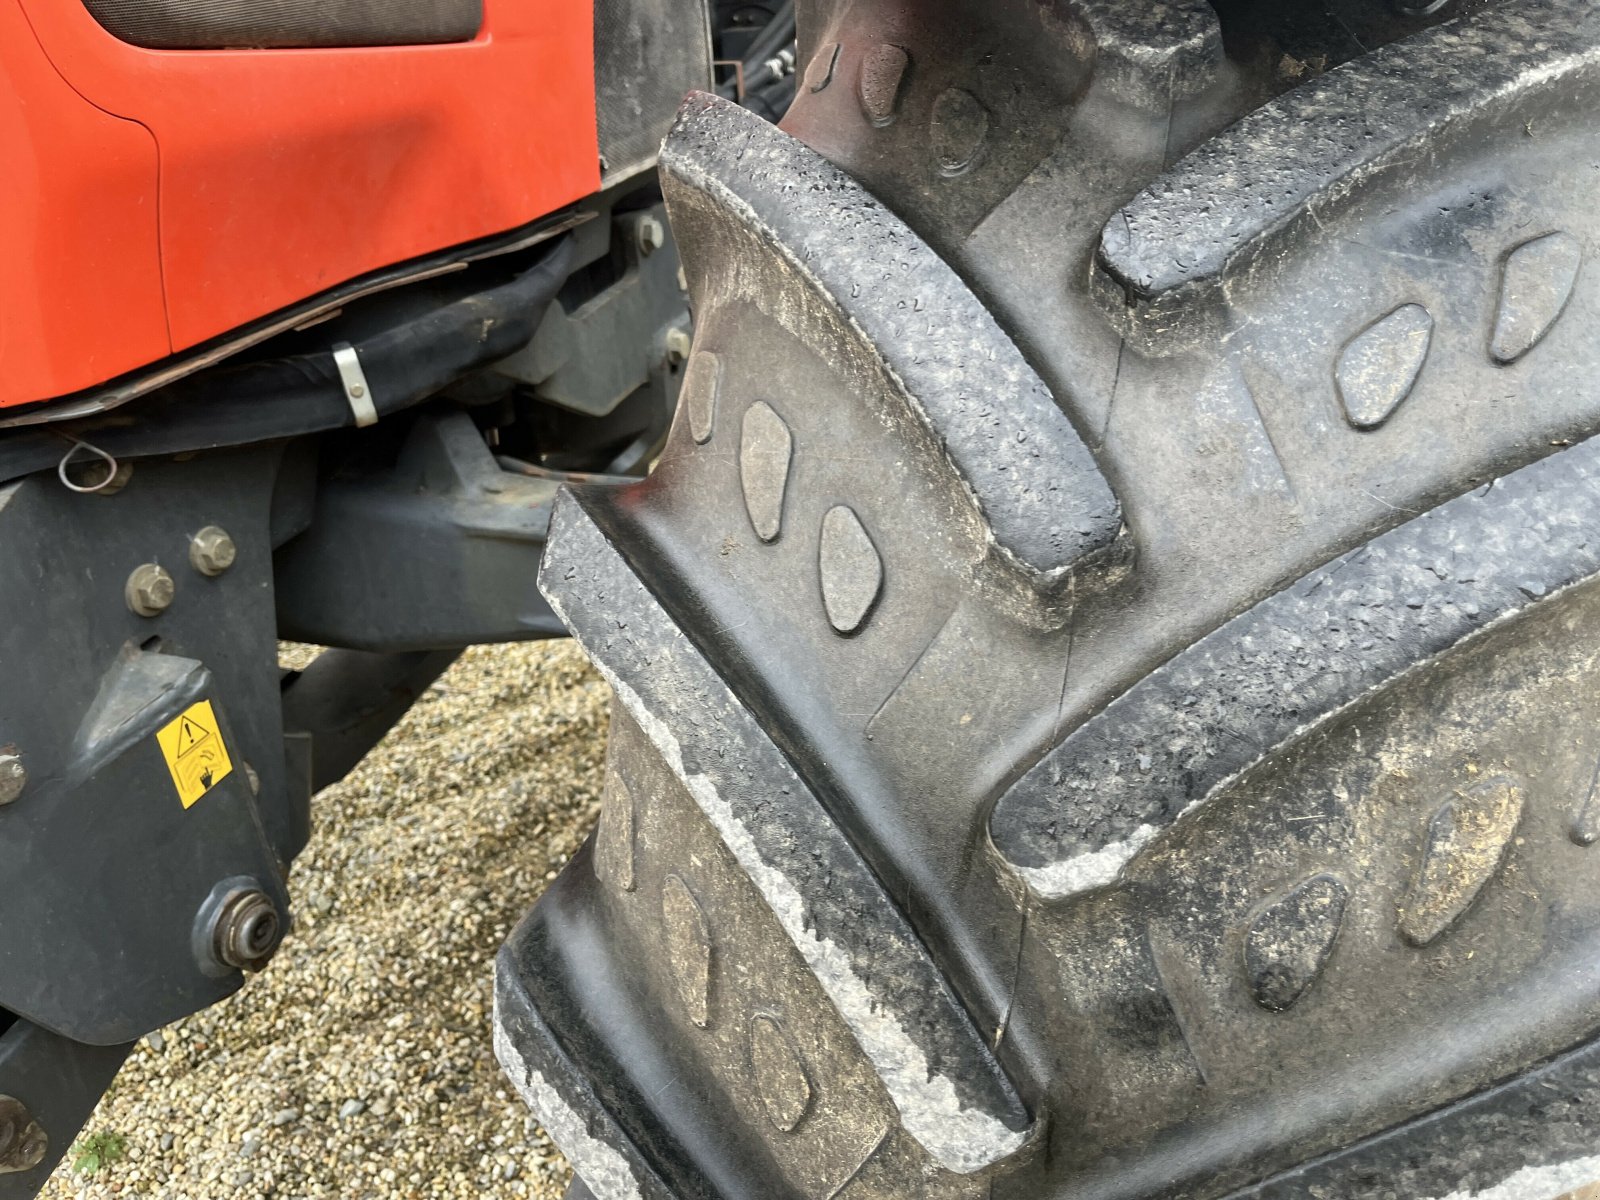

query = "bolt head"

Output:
[[636, 215, 665, 257], [0, 756, 23, 806], [126, 563, 176, 617], [189, 526, 237, 577], [213, 889, 283, 972]]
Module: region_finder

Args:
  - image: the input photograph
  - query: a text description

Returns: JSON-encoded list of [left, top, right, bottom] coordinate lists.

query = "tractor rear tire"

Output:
[[499, 2, 1600, 1196]]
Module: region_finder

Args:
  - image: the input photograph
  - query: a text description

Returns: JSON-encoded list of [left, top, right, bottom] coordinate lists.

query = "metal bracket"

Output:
[[331, 343, 378, 428]]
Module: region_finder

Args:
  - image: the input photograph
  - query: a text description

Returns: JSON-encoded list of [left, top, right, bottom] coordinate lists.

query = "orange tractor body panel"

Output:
[[2, 0, 600, 410]]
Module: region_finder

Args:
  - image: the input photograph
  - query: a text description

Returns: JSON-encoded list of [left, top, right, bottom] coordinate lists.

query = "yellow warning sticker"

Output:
[[156, 700, 234, 810]]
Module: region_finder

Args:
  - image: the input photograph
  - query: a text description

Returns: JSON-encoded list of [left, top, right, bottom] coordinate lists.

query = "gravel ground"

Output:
[[33, 643, 1600, 1200], [40, 640, 607, 1200]]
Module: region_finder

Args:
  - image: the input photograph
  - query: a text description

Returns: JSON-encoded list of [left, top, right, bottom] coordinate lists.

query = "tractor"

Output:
[[5, 2, 1600, 1198]]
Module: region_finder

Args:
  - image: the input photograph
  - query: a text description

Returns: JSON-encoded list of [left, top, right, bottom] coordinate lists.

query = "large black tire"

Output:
[[499, 1, 1600, 1196]]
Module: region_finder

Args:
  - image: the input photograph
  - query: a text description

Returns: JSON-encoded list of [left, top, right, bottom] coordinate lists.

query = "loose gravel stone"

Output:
[[43, 640, 607, 1200]]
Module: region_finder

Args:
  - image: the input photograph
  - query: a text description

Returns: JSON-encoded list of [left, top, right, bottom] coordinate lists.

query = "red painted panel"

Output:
[[4, 0, 599, 409], [0, 1, 170, 408]]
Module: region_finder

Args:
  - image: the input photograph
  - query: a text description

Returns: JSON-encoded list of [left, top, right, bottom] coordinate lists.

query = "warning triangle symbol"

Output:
[[177, 716, 210, 756]]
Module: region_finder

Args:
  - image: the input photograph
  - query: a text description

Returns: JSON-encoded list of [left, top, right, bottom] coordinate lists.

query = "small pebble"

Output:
[[271, 1108, 300, 1127], [338, 1100, 366, 1120]]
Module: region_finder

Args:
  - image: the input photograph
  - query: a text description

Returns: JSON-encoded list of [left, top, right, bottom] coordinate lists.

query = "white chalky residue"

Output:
[[1008, 555, 1593, 904], [1015, 823, 1159, 900], [492, 1012, 645, 1200], [1429, 1151, 1600, 1200], [600, 662, 1026, 1174], [662, 148, 1092, 593]]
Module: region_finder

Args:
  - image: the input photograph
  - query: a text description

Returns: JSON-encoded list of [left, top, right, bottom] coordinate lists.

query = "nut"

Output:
[[125, 563, 175, 617], [0, 756, 24, 806], [189, 526, 237, 577], [0, 1095, 48, 1174], [635, 215, 665, 257], [212, 889, 283, 972]]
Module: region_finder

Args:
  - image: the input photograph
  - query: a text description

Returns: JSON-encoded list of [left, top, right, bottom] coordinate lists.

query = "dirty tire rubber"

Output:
[[497, 2, 1600, 1197]]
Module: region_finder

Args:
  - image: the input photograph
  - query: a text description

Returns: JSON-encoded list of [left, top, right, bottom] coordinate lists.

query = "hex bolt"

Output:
[[665, 327, 693, 364], [125, 563, 175, 617], [0, 756, 24, 807], [211, 889, 283, 972], [189, 525, 237, 577], [0, 1095, 48, 1174], [636, 215, 665, 257]]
